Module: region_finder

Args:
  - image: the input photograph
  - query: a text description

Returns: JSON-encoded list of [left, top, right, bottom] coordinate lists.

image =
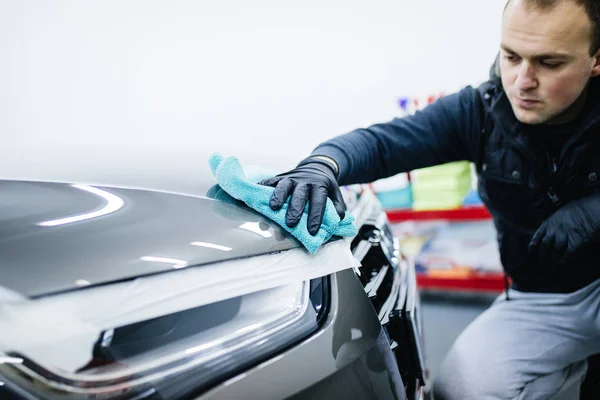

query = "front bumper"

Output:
[[198, 269, 407, 400]]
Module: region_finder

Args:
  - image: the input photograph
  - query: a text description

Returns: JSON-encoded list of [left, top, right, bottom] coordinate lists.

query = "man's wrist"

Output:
[[307, 156, 339, 175]]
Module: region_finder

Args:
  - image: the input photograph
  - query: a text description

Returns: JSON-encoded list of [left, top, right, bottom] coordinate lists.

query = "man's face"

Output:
[[500, 0, 600, 125]]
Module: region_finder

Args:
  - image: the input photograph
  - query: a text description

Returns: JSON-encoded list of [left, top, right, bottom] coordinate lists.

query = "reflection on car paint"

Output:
[[140, 256, 189, 269], [38, 185, 125, 227], [238, 222, 273, 238], [190, 242, 232, 252]]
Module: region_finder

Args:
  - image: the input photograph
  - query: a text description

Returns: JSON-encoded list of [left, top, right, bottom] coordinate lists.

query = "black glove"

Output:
[[528, 194, 600, 266], [259, 158, 346, 236]]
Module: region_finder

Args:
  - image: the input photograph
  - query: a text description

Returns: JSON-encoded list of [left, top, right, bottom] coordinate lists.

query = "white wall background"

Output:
[[0, 0, 506, 196]]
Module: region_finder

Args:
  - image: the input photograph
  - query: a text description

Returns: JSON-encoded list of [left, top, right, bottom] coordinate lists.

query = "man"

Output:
[[260, 0, 600, 398]]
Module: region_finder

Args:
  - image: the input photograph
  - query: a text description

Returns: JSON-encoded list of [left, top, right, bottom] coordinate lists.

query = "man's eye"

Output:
[[541, 61, 563, 69], [504, 55, 519, 62]]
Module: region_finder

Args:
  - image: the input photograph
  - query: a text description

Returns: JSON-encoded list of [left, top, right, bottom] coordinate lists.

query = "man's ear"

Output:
[[592, 49, 600, 77]]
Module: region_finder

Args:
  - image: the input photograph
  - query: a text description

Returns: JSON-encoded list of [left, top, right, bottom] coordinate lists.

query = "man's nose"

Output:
[[515, 62, 538, 91]]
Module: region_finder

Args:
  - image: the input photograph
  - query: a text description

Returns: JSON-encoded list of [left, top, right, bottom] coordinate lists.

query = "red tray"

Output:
[[416, 273, 506, 293], [386, 205, 491, 223]]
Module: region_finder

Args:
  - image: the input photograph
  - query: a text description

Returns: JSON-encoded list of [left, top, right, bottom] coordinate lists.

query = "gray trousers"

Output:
[[433, 277, 600, 400]]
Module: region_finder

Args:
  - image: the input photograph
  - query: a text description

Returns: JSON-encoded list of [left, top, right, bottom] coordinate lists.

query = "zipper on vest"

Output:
[[547, 187, 562, 207], [545, 148, 562, 207]]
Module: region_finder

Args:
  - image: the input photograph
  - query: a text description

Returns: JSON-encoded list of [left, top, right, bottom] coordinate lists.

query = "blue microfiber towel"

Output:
[[209, 153, 357, 254]]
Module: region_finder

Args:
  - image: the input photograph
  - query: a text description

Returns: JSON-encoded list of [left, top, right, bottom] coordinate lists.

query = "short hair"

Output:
[[505, 0, 600, 55]]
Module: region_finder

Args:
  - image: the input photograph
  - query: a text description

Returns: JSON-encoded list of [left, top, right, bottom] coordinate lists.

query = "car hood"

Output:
[[0, 180, 301, 298]]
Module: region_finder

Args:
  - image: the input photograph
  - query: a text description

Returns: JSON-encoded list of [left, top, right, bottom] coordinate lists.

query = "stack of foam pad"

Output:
[[411, 161, 473, 211]]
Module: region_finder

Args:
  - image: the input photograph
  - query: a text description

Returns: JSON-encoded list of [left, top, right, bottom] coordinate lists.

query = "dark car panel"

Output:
[[0, 180, 301, 297], [0, 182, 430, 399]]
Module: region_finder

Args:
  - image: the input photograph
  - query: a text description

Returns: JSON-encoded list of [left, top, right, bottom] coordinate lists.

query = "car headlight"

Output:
[[0, 277, 329, 400]]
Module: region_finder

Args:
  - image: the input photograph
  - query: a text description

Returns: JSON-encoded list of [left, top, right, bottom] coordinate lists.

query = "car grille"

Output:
[[351, 207, 429, 399]]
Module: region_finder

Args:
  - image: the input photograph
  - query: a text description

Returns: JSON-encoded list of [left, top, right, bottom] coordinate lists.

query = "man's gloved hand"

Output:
[[528, 194, 600, 266], [259, 158, 346, 236]]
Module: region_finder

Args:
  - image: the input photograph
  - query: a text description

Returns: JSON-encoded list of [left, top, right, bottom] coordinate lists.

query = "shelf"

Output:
[[385, 205, 491, 223], [384, 203, 500, 293]]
